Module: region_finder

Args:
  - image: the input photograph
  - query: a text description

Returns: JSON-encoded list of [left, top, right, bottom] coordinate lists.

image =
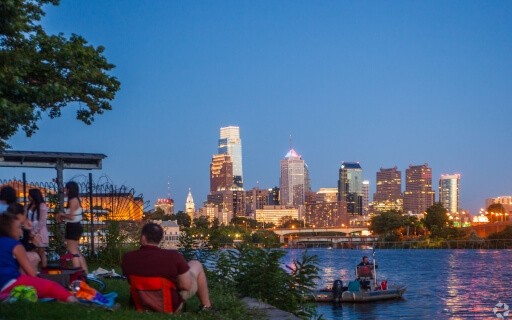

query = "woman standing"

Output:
[[26, 189, 49, 268], [58, 181, 88, 274]]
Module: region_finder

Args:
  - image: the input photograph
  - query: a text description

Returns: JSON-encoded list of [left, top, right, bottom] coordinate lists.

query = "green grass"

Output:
[[0, 277, 252, 320]]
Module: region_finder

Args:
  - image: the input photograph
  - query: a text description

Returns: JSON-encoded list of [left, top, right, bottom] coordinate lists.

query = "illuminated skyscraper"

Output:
[[280, 148, 310, 207], [439, 174, 460, 214], [338, 162, 363, 215], [210, 154, 233, 192], [218, 126, 243, 189], [403, 164, 435, 215], [362, 180, 370, 215], [373, 167, 403, 212]]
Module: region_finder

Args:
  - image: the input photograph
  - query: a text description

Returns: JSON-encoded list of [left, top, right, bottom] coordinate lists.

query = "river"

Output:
[[281, 249, 512, 319]]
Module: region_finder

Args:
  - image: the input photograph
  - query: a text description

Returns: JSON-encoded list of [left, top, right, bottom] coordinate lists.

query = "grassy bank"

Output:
[[0, 276, 251, 320]]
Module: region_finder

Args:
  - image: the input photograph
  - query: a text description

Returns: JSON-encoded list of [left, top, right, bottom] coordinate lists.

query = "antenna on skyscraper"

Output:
[[167, 176, 171, 199], [289, 134, 293, 150]]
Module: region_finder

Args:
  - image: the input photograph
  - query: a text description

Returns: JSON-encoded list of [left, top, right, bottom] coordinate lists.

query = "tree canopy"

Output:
[[423, 203, 450, 237], [486, 203, 508, 223], [0, 0, 120, 149]]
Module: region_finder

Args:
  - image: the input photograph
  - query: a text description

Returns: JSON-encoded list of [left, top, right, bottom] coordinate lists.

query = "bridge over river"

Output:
[[271, 227, 376, 247]]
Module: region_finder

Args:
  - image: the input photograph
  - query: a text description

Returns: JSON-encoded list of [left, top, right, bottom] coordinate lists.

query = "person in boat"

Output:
[[357, 256, 377, 290]]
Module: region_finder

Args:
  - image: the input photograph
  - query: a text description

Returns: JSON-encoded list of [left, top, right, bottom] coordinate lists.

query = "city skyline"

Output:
[[2, 1, 511, 216]]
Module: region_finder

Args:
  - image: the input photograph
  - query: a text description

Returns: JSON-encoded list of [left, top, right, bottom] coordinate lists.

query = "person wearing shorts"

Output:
[[57, 181, 88, 274], [121, 223, 212, 312]]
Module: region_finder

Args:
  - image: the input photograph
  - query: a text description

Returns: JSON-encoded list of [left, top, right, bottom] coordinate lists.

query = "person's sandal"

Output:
[[199, 304, 216, 312]]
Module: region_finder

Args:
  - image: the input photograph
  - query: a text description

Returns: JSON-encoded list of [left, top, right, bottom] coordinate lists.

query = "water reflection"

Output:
[[281, 249, 512, 319]]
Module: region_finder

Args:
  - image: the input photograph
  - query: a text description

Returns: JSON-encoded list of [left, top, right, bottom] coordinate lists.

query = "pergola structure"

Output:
[[0, 150, 106, 210]]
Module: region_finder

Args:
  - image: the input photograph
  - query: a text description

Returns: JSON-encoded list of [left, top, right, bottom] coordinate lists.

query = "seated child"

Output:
[[0, 203, 77, 303]]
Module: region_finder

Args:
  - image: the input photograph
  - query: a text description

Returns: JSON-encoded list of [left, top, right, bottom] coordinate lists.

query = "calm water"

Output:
[[281, 249, 512, 319]]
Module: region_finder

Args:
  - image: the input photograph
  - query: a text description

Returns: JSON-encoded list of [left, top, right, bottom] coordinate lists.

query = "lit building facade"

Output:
[[439, 174, 461, 214], [155, 198, 174, 215], [304, 188, 347, 227], [268, 187, 280, 205], [279, 148, 310, 207], [185, 189, 195, 221], [403, 164, 435, 215], [1, 181, 144, 221], [244, 187, 270, 217], [207, 190, 245, 218], [218, 126, 243, 189], [338, 162, 363, 215], [362, 180, 370, 215], [485, 196, 512, 219], [153, 220, 180, 249], [255, 205, 299, 227], [373, 167, 403, 213], [210, 154, 233, 192]]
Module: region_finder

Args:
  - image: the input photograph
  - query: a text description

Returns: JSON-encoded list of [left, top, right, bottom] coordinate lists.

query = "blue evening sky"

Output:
[[3, 1, 512, 215]]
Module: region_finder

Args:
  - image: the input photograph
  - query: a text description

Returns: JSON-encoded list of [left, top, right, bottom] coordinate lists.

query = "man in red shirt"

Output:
[[121, 223, 212, 312]]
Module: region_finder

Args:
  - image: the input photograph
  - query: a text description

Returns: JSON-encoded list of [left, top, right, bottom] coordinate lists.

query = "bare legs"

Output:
[[66, 239, 88, 274], [36, 247, 47, 268], [187, 260, 211, 307]]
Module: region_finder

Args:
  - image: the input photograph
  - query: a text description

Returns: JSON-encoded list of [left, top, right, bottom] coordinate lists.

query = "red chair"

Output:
[[129, 275, 177, 313]]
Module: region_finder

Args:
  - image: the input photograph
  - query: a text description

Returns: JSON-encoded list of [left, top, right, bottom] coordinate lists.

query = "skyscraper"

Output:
[[218, 126, 243, 189], [304, 188, 346, 227], [403, 164, 435, 215], [373, 167, 403, 212], [280, 148, 310, 207], [210, 154, 233, 192], [439, 174, 461, 214], [362, 180, 370, 215], [338, 162, 363, 215]]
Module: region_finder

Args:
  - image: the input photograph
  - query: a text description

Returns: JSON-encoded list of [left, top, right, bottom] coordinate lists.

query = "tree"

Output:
[[369, 210, 407, 239], [486, 203, 507, 223], [193, 215, 210, 229], [280, 218, 305, 229], [174, 211, 191, 228], [423, 203, 450, 238], [251, 230, 280, 248], [0, 0, 121, 149]]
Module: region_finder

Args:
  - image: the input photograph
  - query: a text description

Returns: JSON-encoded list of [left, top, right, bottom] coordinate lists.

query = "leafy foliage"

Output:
[[94, 221, 138, 267], [251, 229, 281, 248], [173, 211, 191, 228], [486, 203, 508, 223], [423, 203, 450, 238], [215, 245, 319, 314], [0, 0, 120, 149], [487, 225, 512, 240], [370, 210, 405, 234], [280, 218, 306, 228], [46, 193, 66, 256]]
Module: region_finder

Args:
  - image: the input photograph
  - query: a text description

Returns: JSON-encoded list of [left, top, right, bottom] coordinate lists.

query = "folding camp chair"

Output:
[[129, 275, 179, 313]]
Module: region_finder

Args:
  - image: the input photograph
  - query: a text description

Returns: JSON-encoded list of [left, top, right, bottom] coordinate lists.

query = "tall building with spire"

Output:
[[185, 188, 195, 220], [439, 173, 461, 214], [403, 164, 435, 215], [218, 126, 243, 189], [373, 166, 403, 213], [279, 148, 310, 207], [338, 162, 363, 215]]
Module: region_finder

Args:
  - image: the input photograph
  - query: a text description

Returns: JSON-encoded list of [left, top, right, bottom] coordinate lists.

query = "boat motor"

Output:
[[332, 279, 344, 302]]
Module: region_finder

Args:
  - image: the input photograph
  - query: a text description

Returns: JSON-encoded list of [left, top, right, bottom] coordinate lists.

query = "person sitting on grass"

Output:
[[121, 222, 213, 312], [0, 203, 77, 303]]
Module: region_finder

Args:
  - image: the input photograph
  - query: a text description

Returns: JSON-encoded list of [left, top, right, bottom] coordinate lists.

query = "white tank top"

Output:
[[66, 207, 83, 223]]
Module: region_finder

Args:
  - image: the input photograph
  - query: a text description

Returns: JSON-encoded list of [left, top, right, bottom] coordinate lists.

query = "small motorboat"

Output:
[[307, 253, 406, 303]]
